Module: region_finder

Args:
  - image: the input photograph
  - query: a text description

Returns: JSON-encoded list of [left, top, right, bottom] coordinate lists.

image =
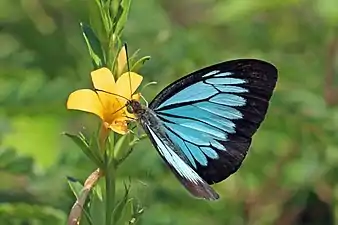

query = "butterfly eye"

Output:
[[126, 104, 134, 114]]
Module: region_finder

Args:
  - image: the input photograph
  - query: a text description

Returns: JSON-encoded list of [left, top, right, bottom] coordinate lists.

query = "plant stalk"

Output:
[[67, 168, 103, 225]]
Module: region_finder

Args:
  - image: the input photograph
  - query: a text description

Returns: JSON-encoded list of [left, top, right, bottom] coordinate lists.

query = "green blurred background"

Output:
[[1, 0, 338, 224]]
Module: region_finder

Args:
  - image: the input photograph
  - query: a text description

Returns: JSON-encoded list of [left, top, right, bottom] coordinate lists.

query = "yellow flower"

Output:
[[67, 67, 143, 134]]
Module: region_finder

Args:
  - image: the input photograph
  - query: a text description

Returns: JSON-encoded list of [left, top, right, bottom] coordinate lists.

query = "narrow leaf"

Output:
[[88, 0, 107, 43], [113, 0, 132, 35], [67, 177, 84, 199], [64, 132, 103, 167], [113, 134, 130, 161], [89, 184, 105, 225], [117, 199, 134, 225], [80, 22, 105, 68], [112, 182, 131, 224], [131, 56, 151, 72]]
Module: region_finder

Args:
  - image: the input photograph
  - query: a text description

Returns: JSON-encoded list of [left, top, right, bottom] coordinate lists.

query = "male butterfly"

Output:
[[127, 59, 278, 200]]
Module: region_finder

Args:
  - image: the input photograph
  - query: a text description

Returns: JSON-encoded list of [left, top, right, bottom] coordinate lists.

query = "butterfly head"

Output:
[[126, 99, 145, 116]]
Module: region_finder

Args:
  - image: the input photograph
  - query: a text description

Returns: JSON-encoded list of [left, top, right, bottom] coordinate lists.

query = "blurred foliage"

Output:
[[1, 0, 338, 224]]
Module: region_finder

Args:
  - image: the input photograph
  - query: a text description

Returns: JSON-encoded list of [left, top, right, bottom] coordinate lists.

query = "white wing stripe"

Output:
[[147, 125, 204, 184]]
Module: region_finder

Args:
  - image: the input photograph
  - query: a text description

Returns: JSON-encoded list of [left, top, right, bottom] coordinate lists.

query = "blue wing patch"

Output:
[[158, 81, 218, 108], [144, 124, 219, 200], [210, 93, 246, 107], [149, 59, 278, 185], [159, 105, 237, 134]]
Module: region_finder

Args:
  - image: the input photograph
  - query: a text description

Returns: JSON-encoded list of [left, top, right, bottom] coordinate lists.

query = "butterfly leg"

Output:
[[128, 123, 147, 142]]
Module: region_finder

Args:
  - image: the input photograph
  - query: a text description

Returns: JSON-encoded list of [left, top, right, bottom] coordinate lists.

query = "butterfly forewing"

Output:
[[148, 59, 277, 185]]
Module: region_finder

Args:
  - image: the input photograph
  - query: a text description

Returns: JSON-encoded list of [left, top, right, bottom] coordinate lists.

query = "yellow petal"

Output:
[[117, 46, 127, 76], [96, 91, 124, 122], [132, 93, 141, 101], [115, 72, 143, 100], [107, 117, 129, 135], [91, 68, 115, 93], [124, 111, 137, 119], [67, 89, 104, 120]]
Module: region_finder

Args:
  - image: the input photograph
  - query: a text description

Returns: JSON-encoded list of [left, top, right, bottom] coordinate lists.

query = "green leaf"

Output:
[[88, 130, 105, 167], [98, 0, 113, 35], [113, 182, 132, 224], [140, 82, 157, 94], [64, 132, 104, 167], [67, 177, 84, 199], [88, 0, 107, 44], [115, 133, 147, 167], [131, 56, 151, 72], [80, 22, 105, 69], [113, 0, 132, 35], [113, 133, 130, 161], [89, 183, 106, 225], [117, 198, 134, 225], [109, 0, 119, 18]]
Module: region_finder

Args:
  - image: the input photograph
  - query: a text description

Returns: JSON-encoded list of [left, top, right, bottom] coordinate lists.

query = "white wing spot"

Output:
[[214, 72, 233, 77], [202, 70, 220, 77]]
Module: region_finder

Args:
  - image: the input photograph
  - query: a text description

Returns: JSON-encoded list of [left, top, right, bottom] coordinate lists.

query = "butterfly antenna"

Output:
[[110, 104, 127, 116], [124, 43, 133, 99], [104, 95, 135, 120], [95, 88, 130, 101]]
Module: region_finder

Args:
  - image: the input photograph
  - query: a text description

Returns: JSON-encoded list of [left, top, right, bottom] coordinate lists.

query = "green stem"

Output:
[[105, 168, 115, 225], [105, 173, 110, 225], [105, 133, 117, 225]]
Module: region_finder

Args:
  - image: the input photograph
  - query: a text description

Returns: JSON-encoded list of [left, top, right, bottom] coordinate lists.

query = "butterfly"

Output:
[[126, 59, 278, 200]]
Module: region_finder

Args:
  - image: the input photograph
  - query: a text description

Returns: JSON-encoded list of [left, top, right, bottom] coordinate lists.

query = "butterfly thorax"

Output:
[[126, 99, 164, 133]]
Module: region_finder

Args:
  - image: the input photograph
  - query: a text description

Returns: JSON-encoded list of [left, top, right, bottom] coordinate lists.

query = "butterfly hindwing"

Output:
[[149, 59, 278, 184], [141, 122, 219, 200]]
